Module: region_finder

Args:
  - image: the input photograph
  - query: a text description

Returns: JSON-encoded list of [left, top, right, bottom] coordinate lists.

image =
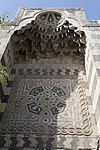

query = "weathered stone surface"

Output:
[[0, 8, 100, 149]]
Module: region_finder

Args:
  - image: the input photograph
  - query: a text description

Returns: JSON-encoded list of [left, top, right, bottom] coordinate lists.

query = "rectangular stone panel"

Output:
[[0, 76, 92, 136], [91, 34, 100, 39], [93, 55, 100, 61], [89, 43, 100, 49]]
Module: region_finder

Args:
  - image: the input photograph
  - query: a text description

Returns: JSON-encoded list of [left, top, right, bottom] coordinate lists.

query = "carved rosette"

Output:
[[12, 11, 86, 63]]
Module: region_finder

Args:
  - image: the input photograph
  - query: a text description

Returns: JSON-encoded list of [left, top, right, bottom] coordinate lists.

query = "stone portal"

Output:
[[0, 9, 99, 149]]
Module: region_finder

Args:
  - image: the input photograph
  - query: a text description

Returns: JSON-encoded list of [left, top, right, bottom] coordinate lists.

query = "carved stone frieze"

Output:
[[11, 11, 86, 63]]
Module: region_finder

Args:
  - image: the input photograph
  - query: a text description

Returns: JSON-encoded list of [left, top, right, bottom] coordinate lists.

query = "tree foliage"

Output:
[[0, 64, 9, 83], [0, 12, 9, 28], [0, 12, 9, 82]]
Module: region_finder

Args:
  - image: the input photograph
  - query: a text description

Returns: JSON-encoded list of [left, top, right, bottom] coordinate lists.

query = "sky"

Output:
[[0, 0, 100, 20]]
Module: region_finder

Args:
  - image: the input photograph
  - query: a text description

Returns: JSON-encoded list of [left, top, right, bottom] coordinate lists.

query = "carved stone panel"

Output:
[[0, 77, 92, 136]]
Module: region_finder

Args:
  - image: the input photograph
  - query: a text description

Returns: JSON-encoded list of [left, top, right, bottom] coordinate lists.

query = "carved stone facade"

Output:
[[0, 76, 92, 136], [0, 8, 100, 150]]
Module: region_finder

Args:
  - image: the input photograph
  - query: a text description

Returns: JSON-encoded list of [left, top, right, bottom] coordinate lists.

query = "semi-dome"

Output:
[[35, 11, 65, 28]]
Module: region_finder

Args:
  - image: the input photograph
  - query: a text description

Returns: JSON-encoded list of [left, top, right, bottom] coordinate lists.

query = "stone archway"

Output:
[[0, 10, 95, 149]]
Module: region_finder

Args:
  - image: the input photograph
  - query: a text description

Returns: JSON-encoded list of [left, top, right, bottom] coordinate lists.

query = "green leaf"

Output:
[[0, 64, 9, 83]]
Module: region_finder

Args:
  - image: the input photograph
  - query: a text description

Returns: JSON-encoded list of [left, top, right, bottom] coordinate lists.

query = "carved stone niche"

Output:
[[11, 10, 86, 64]]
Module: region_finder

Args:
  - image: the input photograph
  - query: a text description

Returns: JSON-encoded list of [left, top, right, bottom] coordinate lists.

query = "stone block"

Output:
[[93, 55, 100, 61], [97, 69, 100, 76], [0, 101, 6, 112]]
